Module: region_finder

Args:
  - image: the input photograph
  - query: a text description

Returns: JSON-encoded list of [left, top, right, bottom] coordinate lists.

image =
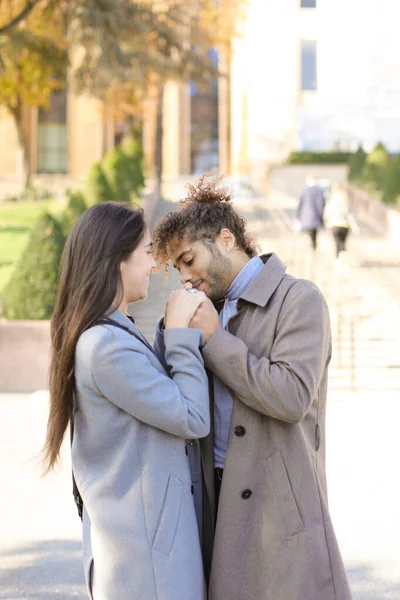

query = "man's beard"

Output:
[[205, 248, 232, 301]]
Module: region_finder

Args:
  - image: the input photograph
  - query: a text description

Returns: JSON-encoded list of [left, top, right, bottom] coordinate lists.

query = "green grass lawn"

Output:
[[0, 199, 63, 296]]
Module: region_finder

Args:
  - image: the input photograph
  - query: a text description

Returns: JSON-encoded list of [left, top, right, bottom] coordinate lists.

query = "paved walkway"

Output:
[[234, 188, 400, 599], [1, 188, 400, 599]]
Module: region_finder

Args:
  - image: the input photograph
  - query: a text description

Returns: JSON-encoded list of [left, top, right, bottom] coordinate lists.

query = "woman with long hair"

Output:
[[43, 202, 209, 600], [325, 183, 360, 260]]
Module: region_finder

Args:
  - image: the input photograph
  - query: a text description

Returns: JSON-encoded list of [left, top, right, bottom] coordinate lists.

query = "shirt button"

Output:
[[235, 425, 246, 437], [241, 489, 252, 500]]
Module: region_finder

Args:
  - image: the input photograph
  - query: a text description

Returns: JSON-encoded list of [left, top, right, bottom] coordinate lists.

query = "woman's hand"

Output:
[[165, 289, 207, 329]]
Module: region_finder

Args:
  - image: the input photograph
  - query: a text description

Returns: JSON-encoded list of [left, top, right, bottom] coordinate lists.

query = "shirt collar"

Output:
[[225, 256, 264, 301]]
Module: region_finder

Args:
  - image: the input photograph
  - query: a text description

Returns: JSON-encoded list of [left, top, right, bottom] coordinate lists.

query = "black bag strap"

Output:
[[70, 402, 83, 519], [97, 317, 154, 352], [70, 316, 152, 519]]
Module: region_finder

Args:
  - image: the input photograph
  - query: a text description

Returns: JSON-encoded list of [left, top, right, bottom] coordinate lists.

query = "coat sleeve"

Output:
[[202, 284, 331, 424], [91, 328, 210, 438]]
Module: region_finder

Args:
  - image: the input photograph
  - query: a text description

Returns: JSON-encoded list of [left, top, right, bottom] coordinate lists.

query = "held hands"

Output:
[[165, 289, 207, 329], [189, 297, 221, 343]]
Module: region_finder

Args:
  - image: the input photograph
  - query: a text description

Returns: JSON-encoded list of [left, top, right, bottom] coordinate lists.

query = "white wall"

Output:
[[298, 0, 400, 151], [231, 0, 400, 167]]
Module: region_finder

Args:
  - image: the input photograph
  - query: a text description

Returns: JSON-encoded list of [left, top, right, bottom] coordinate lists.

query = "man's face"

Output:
[[170, 235, 232, 301]]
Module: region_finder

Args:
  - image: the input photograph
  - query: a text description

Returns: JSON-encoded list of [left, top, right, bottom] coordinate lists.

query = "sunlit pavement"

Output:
[[239, 188, 400, 599], [1, 190, 400, 598]]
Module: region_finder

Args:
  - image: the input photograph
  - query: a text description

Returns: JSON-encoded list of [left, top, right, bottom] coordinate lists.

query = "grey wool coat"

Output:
[[184, 254, 351, 600], [72, 308, 209, 600]]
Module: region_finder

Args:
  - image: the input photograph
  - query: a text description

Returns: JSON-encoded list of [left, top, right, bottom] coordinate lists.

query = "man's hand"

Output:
[[165, 289, 207, 329], [189, 298, 221, 342]]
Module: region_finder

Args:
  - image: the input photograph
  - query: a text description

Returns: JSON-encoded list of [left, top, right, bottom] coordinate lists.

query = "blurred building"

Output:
[[0, 0, 399, 191], [231, 0, 400, 183]]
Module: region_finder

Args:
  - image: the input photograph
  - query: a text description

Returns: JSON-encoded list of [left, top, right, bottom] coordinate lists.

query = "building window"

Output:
[[301, 40, 317, 91], [301, 0, 316, 7], [37, 90, 67, 173], [190, 49, 219, 174]]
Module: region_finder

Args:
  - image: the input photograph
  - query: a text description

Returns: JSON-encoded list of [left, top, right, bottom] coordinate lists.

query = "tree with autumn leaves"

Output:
[[0, 0, 67, 188], [0, 0, 246, 190]]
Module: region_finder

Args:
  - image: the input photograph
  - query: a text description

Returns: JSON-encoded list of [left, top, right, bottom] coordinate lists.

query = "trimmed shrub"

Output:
[[382, 155, 400, 205], [286, 151, 351, 165], [122, 137, 145, 191], [84, 161, 113, 206], [361, 143, 391, 189], [103, 141, 145, 203], [348, 146, 367, 182], [60, 190, 87, 236], [2, 213, 66, 320]]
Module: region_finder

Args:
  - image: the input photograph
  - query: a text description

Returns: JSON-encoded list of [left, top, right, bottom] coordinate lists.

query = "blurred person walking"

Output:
[[296, 175, 326, 250], [43, 202, 210, 600], [325, 184, 360, 260]]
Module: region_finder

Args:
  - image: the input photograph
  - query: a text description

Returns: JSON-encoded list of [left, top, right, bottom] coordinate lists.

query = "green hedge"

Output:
[[286, 151, 351, 165], [102, 139, 144, 204], [382, 155, 400, 205], [348, 146, 367, 182], [60, 190, 88, 236], [360, 143, 391, 189], [83, 138, 145, 205], [84, 161, 114, 206], [2, 213, 65, 320]]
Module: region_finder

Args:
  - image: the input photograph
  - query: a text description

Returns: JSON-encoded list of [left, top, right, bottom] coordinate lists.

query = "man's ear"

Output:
[[217, 228, 236, 252]]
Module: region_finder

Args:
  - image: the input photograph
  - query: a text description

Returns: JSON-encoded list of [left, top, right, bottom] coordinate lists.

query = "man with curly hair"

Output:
[[152, 174, 351, 600]]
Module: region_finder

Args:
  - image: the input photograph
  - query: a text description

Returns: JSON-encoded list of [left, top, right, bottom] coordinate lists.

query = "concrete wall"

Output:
[[346, 183, 400, 249], [269, 164, 348, 197], [0, 320, 50, 392]]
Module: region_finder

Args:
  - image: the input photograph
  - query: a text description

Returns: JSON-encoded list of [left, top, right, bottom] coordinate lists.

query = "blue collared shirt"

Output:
[[213, 255, 264, 468]]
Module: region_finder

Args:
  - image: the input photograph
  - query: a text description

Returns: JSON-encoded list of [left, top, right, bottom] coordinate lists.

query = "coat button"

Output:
[[241, 489, 252, 500], [235, 425, 246, 437], [191, 485, 194, 495]]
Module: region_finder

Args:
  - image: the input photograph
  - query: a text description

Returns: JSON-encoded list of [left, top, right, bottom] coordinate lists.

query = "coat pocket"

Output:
[[82, 510, 94, 600], [264, 451, 305, 538], [152, 474, 184, 556], [84, 558, 94, 600]]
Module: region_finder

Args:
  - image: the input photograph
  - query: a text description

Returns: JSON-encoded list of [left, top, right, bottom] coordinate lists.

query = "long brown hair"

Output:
[[43, 202, 146, 473]]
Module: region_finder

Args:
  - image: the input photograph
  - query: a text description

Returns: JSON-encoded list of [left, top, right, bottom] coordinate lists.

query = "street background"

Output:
[[1, 182, 400, 599]]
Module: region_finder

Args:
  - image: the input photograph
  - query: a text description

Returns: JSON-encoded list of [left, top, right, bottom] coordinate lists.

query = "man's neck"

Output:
[[225, 253, 251, 290]]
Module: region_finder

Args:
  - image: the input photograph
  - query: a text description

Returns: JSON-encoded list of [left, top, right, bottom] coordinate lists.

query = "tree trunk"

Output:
[[10, 100, 31, 190], [154, 82, 164, 201]]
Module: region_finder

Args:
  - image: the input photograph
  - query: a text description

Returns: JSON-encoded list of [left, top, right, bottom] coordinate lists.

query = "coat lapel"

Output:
[[239, 253, 287, 308]]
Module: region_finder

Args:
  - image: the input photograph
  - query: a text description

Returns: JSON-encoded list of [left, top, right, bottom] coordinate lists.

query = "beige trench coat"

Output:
[[200, 253, 352, 600]]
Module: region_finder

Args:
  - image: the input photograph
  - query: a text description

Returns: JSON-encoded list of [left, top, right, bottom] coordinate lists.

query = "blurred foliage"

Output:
[[59, 189, 87, 236], [1, 0, 246, 192], [286, 151, 351, 165], [360, 143, 391, 190], [0, 0, 68, 187], [0, 198, 59, 295], [347, 146, 367, 182], [102, 138, 145, 203], [83, 161, 113, 206], [382, 155, 400, 206], [2, 212, 65, 319]]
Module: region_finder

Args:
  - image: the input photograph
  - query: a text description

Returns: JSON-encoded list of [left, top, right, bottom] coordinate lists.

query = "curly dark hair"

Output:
[[152, 173, 259, 270]]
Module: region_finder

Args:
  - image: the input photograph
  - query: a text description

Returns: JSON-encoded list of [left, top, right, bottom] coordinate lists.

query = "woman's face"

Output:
[[120, 229, 156, 306]]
